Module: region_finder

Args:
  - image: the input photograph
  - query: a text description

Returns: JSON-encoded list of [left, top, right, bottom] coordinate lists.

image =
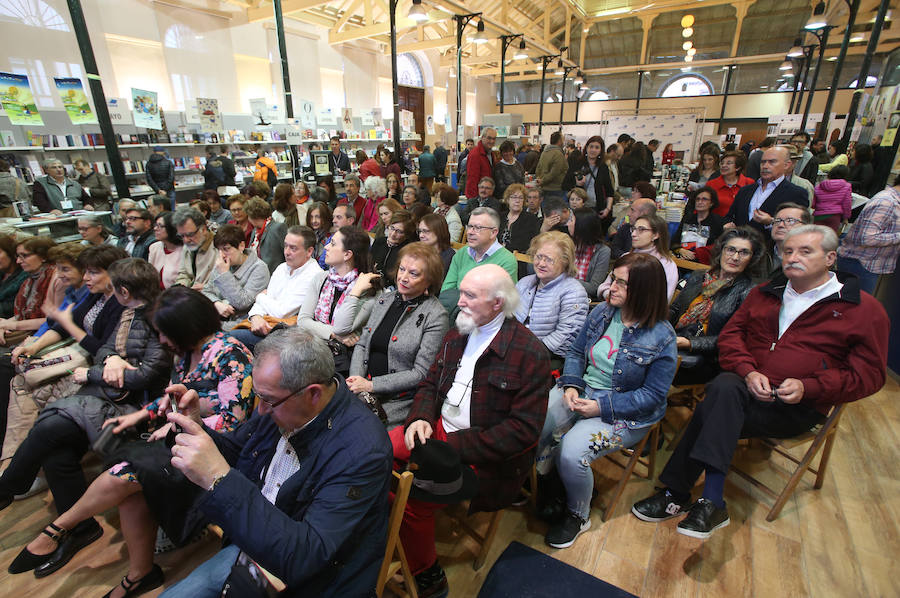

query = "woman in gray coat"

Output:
[[244, 197, 287, 274], [201, 224, 271, 330], [347, 243, 449, 428]]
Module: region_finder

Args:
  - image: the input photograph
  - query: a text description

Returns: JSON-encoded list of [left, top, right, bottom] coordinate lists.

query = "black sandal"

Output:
[[102, 564, 165, 598], [7, 522, 67, 574]]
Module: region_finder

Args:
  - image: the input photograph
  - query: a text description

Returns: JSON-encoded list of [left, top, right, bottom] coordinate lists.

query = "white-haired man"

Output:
[[632, 224, 889, 540], [391, 264, 552, 598]]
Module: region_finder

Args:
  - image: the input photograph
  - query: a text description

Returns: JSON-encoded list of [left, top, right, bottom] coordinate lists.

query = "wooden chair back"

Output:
[[376, 470, 418, 598]]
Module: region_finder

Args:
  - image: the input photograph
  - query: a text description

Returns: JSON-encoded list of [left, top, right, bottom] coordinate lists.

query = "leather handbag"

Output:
[[20, 338, 90, 388]]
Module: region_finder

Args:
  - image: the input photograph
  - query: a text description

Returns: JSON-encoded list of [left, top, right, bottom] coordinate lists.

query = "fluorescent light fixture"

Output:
[[514, 39, 527, 60], [780, 60, 793, 70], [849, 32, 866, 42], [681, 66, 692, 72], [595, 7, 629, 17], [448, 66, 456, 78], [827, 56, 838, 61], [408, 0, 428, 22], [682, 27, 693, 38], [683, 41, 693, 50], [472, 20, 488, 44]]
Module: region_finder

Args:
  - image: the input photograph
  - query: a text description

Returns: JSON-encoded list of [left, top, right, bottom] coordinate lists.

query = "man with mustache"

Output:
[[632, 225, 889, 539], [392, 264, 551, 598]]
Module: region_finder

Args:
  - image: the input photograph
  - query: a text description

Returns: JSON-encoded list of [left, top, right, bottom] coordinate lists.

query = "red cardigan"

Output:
[[717, 272, 888, 414], [707, 174, 755, 217]]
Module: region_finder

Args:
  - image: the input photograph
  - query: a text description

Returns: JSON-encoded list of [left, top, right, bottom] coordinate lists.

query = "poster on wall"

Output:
[[883, 111, 900, 146], [316, 107, 337, 126], [361, 110, 374, 126], [426, 115, 435, 135], [107, 97, 132, 124], [372, 108, 383, 128], [197, 98, 222, 133], [53, 78, 97, 125], [400, 109, 413, 132], [299, 100, 316, 128], [0, 72, 43, 125], [341, 108, 353, 129], [131, 88, 161, 129]]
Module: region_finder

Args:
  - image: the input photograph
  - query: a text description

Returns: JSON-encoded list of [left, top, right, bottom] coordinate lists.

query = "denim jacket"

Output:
[[558, 303, 677, 429]]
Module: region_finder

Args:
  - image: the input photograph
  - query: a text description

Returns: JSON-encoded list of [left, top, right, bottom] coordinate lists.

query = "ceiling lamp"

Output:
[[574, 71, 584, 85], [684, 55, 693, 62], [687, 48, 696, 56], [408, 0, 428, 22], [681, 15, 695, 28], [683, 41, 693, 50], [554, 59, 564, 76], [804, 1, 828, 30], [682, 27, 693, 38], [849, 32, 866, 42], [472, 20, 488, 44], [787, 38, 804, 57], [514, 39, 527, 60], [779, 59, 793, 70]]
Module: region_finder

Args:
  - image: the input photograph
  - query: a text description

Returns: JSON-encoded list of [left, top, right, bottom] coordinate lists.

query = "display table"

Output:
[[4, 210, 113, 243]]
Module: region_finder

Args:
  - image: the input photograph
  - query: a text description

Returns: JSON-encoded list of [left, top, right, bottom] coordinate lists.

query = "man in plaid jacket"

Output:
[[389, 264, 552, 598]]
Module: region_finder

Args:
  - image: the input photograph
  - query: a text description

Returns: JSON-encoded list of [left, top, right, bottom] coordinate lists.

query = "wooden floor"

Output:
[[1, 376, 898, 597]]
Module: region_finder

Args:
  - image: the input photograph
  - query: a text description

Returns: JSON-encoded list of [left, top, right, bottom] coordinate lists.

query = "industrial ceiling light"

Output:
[[849, 32, 866, 42], [408, 0, 428, 22], [514, 39, 527, 60], [780, 59, 793, 70], [574, 71, 584, 85], [804, 1, 828, 30], [472, 20, 488, 44], [681, 66, 692, 72], [687, 48, 696, 56], [787, 38, 804, 57], [683, 41, 693, 50], [684, 55, 693, 62], [682, 27, 693, 38], [554, 59, 564, 75], [681, 15, 695, 28]]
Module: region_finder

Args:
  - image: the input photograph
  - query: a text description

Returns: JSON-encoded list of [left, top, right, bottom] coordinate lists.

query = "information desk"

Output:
[[4, 211, 114, 243]]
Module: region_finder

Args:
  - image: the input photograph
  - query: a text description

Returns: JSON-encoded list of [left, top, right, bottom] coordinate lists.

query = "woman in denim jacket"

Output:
[[536, 252, 677, 549]]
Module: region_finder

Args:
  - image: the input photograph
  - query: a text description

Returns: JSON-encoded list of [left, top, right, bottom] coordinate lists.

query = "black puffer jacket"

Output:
[[83, 306, 172, 406], [146, 154, 175, 192], [668, 270, 754, 355]]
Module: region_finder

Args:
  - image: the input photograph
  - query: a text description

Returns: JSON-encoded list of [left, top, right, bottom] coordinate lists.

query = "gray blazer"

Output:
[[253, 220, 287, 274], [350, 292, 449, 427]]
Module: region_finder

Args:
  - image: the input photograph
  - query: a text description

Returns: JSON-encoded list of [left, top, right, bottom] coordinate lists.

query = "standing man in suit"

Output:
[[724, 146, 808, 236]]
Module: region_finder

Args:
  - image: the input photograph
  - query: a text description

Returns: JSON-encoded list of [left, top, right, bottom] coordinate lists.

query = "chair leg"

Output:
[[647, 424, 659, 480], [397, 542, 418, 598], [814, 431, 838, 490], [765, 430, 832, 522], [473, 511, 503, 571], [603, 430, 650, 522]]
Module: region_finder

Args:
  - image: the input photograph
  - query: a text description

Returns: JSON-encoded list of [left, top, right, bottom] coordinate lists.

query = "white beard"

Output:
[[456, 311, 477, 335]]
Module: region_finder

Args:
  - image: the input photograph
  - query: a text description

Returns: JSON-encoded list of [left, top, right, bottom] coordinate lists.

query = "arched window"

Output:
[[0, 0, 69, 31], [589, 90, 610, 101], [659, 75, 713, 97], [397, 54, 424, 87]]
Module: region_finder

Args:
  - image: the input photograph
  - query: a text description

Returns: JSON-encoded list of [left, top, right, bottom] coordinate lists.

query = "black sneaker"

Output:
[[676, 498, 730, 539], [631, 489, 692, 522], [415, 561, 449, 598], [545, 512, 591, 549]]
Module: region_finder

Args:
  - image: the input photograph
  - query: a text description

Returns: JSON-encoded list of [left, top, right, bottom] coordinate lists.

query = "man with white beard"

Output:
[[390, 264, 552, 598], [173, 207, 218, 289]]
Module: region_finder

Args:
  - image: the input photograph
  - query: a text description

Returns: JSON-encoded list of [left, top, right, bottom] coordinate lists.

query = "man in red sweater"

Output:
[[464, 127, 497, 199], [632, 224, 888, 539]]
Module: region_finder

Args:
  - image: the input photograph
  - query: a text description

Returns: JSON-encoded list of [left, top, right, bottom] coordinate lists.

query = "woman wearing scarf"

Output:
[[297, 226, 378, 377]]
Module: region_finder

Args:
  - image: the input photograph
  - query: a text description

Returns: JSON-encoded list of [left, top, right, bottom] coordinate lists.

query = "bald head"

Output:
[[628, 197, 657, 223], [760, 146, 792, 184]]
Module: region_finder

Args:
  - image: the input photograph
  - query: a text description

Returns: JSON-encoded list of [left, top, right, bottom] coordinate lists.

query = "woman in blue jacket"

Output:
[[536, 252, 677, 549]]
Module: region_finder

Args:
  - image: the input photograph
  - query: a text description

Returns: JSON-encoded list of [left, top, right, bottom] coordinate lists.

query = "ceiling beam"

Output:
[[587, 0, 742, 26], [399, 35, 456, 51], [248, 0, 333, 22], [151, 0, 233, 19], [333, 0, 363, 31], [731, 2, 751, 57], [286, 12, 337, 28], [328, 12, 451, 43]]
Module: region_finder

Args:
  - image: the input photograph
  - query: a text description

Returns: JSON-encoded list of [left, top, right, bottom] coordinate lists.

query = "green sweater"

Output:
[[441, 245, 519, 293]]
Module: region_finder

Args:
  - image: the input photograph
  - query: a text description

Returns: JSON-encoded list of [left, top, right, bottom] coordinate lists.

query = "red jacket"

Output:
[[717, 272, 888, 414], [405, 317, 551, 511], [339, 195, 366, 222], [465, 141, 495, 199], [707, 174, 754, 217], [358, 158, 381, 181]]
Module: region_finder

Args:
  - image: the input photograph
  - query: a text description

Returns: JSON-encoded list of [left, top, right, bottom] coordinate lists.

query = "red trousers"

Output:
[[389, 421, 448, 574]]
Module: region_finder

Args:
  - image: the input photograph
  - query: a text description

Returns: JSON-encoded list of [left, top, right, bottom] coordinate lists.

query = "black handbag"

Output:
[[326, 338, 352, 376]]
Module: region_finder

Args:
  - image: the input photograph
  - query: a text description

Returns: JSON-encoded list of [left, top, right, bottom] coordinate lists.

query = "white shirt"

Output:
[[260, 415, 318, 503], [748, 175, 785, 219], [248, 258, 325, 319], [467, 239, 503, 264], [778, 272, 843, 338], [442, 313, 505, 433]]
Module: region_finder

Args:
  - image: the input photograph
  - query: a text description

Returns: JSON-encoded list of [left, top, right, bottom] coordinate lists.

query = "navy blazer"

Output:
[[725, 178, 808, 235]]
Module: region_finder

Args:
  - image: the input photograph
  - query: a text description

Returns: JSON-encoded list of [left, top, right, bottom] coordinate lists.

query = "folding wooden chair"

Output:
[[376, 470, 418, 598], [730, 403, 846, 521], [443, 506, 505, 571], [597, 421, 661, 521]]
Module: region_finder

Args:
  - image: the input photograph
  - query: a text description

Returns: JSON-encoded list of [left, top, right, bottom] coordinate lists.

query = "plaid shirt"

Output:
[[406, 317, 551, 512], [838, 186, 900, 274]]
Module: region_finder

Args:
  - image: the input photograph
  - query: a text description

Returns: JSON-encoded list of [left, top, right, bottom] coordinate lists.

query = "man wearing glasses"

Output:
[[173, 207, 217, 289], [462, 177, 502, 225], [117, 208, 155, 260], [763, 202, 811, 278], [160, 329, 392, 597], [440, 207, 517, 314], [464, 128, 498, 200]]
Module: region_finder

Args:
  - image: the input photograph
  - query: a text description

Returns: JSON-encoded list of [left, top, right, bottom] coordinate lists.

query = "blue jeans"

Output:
[[836, 256, 880, 295], [536, 385, 647, 519], [160, 544, 241, 598], [230, 328, 265, 351], [167, 189, 177, 210]]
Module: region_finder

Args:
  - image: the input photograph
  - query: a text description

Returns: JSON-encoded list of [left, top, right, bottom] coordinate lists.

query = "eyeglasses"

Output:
[[477, 185, 494, 191], [256, 384, 313, 408], [153, 223, 165, 229], [466, 224, 497, 233], [773, 217, 802, 227], [508, 194, 524, 201], [533, 253, 557, 266], [694, 195, 712, 202], [723, 246, 753, 259], [610, 276, 628, 288], [180, 227, 202, 239], [387, 226, 406, 235], [416, 228, 431, 236], [632, 226, 652, 234], [15, 252, 34, 259], [125, 215, 147, 221]]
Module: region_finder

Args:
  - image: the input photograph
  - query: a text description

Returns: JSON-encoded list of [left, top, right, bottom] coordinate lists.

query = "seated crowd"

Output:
[[0, 133, 895, 598]]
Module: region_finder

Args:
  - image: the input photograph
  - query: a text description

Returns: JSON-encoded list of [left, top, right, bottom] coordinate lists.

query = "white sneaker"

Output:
[[14, 476, 48, 500]]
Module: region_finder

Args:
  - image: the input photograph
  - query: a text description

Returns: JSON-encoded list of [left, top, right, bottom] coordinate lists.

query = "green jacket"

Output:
[[535, 145, 567, 191]]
